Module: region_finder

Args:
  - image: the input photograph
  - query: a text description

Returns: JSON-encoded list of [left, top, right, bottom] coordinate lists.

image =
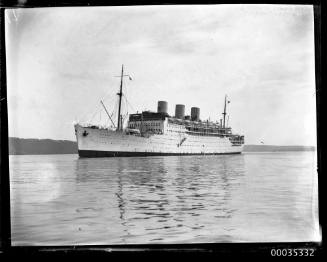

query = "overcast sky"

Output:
[[5, 5, 316, 145]]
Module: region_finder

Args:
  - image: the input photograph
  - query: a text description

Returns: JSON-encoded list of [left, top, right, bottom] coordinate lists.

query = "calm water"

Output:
[[9, 152, 320, 245]]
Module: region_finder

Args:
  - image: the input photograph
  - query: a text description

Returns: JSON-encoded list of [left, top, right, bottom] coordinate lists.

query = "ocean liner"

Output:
[[74, 65, 244, 157]]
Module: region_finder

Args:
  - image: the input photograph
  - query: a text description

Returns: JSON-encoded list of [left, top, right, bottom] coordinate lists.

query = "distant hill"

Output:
[[8, 137, 78, 155], [243, 145, 316, 152], [7, 137, 315, 155]]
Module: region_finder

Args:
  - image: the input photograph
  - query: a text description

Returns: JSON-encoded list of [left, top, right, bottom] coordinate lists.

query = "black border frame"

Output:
[[0, 0, 325, 257]]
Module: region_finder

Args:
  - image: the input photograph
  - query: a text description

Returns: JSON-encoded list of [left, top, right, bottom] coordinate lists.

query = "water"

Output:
[[9, 152, 320, 245]]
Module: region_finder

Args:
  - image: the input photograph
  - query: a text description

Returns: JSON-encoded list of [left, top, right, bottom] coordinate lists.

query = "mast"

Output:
[[117, 64, 124, 131], [222, 95, 227, 129]]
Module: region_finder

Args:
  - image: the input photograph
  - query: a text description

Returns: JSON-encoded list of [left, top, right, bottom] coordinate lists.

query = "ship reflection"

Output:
[[74, 155, 245, 240]]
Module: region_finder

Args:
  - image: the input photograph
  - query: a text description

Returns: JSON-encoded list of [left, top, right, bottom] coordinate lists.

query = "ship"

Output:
[[74, 65, 244, 157]]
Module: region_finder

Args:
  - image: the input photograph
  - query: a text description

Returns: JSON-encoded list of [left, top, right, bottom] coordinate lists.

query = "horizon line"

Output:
[[8, 137, 316, 148]]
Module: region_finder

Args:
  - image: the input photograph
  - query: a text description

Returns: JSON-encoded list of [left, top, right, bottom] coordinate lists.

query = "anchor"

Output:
[[177, 137, 187, 147]]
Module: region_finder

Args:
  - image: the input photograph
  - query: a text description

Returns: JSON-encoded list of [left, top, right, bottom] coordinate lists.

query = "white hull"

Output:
[[75, 124, 243, 157]]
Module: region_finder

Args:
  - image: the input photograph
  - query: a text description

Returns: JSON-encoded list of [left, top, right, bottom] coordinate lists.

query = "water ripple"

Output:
[[9, 152, 320, 244]]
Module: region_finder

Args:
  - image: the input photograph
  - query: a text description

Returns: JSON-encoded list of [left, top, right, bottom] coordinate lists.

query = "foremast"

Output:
[[117, 65, 124, 131], [116, 64, 132, 131], [222, 95, 227, 129]]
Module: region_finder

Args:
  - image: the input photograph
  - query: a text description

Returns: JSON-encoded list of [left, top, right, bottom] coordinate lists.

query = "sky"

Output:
[[5, 5, 316, 145]]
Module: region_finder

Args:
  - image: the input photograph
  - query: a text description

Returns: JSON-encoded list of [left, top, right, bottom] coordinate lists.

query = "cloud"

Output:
[[5, 5, 316, 145]]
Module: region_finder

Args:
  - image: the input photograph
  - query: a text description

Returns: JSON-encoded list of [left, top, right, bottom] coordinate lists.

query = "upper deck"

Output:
[[129, 111, 168, 121], [128, 111, 244, 143]]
